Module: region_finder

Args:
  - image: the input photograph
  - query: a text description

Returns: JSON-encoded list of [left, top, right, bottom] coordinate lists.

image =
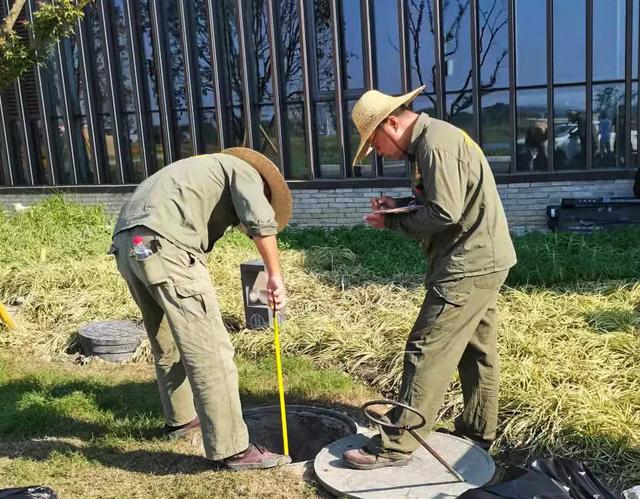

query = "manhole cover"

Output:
[[314, 432, 495, 498], [77, 320, 146, 362], [244, 405, 357, 463]]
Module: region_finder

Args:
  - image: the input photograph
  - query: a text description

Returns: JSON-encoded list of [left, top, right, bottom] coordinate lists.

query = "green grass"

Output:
[[0, 196, 639, 495]]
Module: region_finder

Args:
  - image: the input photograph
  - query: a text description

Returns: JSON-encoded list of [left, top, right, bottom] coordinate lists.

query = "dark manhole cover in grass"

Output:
[[244, 405, 358, 463]]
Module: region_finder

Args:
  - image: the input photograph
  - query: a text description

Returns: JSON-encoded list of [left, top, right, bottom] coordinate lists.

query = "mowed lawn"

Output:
[[0, 197, 638, 497]]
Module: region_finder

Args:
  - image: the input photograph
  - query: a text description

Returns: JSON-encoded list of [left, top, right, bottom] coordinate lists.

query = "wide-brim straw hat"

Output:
[[221, 147, 292, 232], [351, 85, 425, 165]]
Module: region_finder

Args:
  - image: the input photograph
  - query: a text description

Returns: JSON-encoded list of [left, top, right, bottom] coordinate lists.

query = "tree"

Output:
[[0, 0, 91, 90]]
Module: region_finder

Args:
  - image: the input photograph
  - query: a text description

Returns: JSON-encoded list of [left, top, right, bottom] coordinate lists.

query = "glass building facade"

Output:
[[0, 0, 638, 187]]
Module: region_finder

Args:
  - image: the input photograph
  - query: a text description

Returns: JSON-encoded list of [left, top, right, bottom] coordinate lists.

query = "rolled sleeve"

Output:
[[230, 166, 278, 237], [385, 149, 466, 240]]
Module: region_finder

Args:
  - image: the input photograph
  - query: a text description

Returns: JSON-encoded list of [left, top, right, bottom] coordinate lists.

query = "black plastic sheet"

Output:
[[458, 457, 618, 499], [0, 487, 58, 499]]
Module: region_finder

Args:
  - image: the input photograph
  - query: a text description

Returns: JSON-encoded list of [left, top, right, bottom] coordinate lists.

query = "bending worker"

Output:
[[110, 148, 292, 471], [343, 86, 517, 470]]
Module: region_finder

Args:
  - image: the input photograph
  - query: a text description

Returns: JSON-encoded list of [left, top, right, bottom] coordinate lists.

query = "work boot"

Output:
[[435, 427, 493, 451], [342, 447, 412, 470], [164, 417, 200, 440], [222, 443, 291, 471]]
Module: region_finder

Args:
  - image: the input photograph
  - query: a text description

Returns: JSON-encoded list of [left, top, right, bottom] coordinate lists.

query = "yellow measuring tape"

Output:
[[0, 302, 15, 330], [272, 304, 289, 456]]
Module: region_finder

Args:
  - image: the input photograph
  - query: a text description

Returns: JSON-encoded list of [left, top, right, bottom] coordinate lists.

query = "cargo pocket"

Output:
[[135, 252, 170, 285], [432, 278, 473, 307], [174, 278, 217, 323]]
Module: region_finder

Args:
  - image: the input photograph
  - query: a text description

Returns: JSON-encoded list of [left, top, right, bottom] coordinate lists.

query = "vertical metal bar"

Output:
[[149, 0, 176, 163], [206, 0, 227, 149], [470, 0, 481, 141], [432, 0, 446, 119], [585, 0, 593, 169], [124, 0, 152, 177], [546, 0, 554, 171], [98, 0, 126, 182], [266, 0, 288, 173], [297, 0, 317, 178], [398, 0, 410, 94], [236, 0, 256, 149], [26, 0, 58, 184], [508, 0, 517, 173], [77, 7, 104, 183], [178, 0, 201, 154], [330, 0, 348, 178], [362, 0, 375, 89], [362, 0, 382, 176], [0, 93, 15, 185], [625, 0, 633, 168]]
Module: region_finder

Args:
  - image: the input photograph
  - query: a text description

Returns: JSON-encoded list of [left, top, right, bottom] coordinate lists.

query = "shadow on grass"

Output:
[[0, 373, 367, 475]]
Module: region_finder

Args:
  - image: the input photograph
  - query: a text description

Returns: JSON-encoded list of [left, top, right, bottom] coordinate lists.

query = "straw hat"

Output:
[[221, 147, 292, 232], [351, 85, 425, 165]]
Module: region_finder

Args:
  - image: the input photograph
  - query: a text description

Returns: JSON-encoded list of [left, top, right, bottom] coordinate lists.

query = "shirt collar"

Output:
[[406, 113, 431, 157]]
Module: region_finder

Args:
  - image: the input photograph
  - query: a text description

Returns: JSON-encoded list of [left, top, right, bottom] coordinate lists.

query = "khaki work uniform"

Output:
[[110, 154, 277, 461], [372, 114, 517, 458]]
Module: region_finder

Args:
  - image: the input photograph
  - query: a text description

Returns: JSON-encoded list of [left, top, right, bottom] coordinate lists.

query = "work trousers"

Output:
[[369, 270, 509, 457], [112, 226, 249, 461]]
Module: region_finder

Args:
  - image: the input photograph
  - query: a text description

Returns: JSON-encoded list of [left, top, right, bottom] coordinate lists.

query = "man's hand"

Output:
[[267, 273, 286, 310], [371, 195, 397, 211], [363, 212, 385, 229]]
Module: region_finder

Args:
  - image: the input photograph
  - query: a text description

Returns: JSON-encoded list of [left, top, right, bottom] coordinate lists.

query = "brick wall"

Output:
[[0, 179, 634, 233]]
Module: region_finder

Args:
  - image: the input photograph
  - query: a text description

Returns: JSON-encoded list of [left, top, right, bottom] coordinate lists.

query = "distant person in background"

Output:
[[597, 111, 612, 159]]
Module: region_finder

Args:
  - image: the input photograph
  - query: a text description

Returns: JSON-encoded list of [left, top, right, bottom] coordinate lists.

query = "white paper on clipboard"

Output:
[[373, 205, 420, 215]]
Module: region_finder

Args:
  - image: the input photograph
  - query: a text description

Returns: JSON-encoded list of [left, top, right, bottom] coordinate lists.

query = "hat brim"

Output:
[[353, 85, 425, 166], [220, 148, 292, 232]]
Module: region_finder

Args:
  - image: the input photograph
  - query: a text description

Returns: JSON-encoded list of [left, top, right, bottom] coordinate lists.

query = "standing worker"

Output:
[[110, 148, 292, 470], [342, 87, 517, 470]]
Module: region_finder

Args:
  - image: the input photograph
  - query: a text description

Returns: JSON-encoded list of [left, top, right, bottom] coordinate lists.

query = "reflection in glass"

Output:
[[125, 114, 144, 182], [165, 1, 187, 111], [195, 0, 215, 108], [347, 100, 373, 178], [51, 118, 73, 184], [553, 0, 585, 84], [316, 101, 341, 178], [102, 115, 119, 182], [554, 86, 587, 170], [516, 88, 548, 171], [228, 105, 245, 146], [373, 0, 401, 94], [10, 121, 30, 185], [515, 1, 546, 86], [223, 0, 245, 142], [593, 0, 625, 82], [201, 109, 219, 153], [138, 0, 160, 112], [478, 0, 508, 89], [34, 120, 52, 184], [480, 90, 511, 173], [342, 0, 364, 89], [113, 0, 136, 114], [151, 112, 165, 170], [446, 92, 474, 138], [285, 103, 309, 179], [251, 0, 273, 103], [314, 0, 334, 91], [593, 83, 625, 168], [634, 0, 639, 79], [88, 7, 110, 115], [176, 111, 193, 159], [74, 117, 94, 184], [407, 0, 436, 91], [279, 0, 303, 100], [443, 0, 472, 93], [257, 105, 280, 165], [413, 95, 437, 117]]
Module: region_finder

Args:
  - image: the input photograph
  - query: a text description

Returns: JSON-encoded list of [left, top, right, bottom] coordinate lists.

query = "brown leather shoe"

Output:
[[223, 443, 291, 471], [342, 447, 412, 470], [164, 417, 200, 440]]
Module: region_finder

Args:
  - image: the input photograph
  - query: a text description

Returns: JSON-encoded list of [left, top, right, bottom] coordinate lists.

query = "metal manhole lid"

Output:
[[78, 320, 146, 346]]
